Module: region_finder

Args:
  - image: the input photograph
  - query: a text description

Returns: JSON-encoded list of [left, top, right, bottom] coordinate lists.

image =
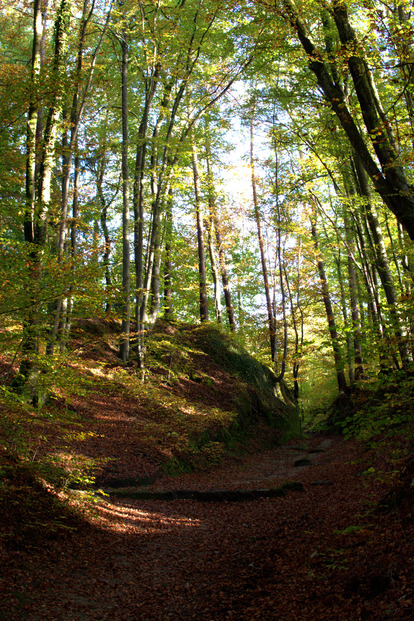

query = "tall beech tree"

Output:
[[275, 0, 414, 240], [250, 115, 276, 362], [119, 30, 131, 362], [192, 140, 209, 323], [48, 0, 112, 354], [310, 212, 348, 394], [20, 0, 71, 404], [205, 133, 237, 331]]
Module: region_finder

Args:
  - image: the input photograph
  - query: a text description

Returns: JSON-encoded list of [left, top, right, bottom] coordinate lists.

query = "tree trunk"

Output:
[[119, 30, 130, 363], [61, 150, 80, 352], [214, 214, 236, 332], [206, 213, 223, 324], [353, 155, 409, 367], [334, 248, 354, 385], [284, 234, 304, 402], [281, 0, 414, 240], [273, 131, 287, 382], [133, 63, 162, 342], [205, 133, 236, 331], [46, 0, 112, 355], [342, 199, 364, 382], [19, 0, 70, 405], [311, 217, 348, 394], [192, 141, 209, 322], [250, 117, 275, 360], [98, 156, 113, 313], [163, 188, 173, 319]]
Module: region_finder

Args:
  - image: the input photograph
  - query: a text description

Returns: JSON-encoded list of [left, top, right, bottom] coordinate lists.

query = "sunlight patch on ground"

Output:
[[91, 500, 203, 534]]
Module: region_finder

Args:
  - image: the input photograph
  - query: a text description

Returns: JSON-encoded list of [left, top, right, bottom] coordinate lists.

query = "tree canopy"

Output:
[[1, 0, 414, 412]]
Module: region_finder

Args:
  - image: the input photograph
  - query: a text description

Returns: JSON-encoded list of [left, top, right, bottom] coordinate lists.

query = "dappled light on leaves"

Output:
[[91, 501, 203, 535]]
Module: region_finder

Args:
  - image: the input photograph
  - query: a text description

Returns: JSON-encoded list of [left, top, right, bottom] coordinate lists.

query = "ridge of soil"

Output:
[[2, 431, 414, 620]]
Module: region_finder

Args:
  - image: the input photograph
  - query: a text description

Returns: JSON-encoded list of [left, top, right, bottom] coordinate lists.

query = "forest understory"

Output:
[[1, 320, 414, 620]]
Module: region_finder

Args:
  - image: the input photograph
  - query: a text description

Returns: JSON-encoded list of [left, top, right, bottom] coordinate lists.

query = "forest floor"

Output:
[[1, 320, 414, 619], [2, 429, 414, 620]]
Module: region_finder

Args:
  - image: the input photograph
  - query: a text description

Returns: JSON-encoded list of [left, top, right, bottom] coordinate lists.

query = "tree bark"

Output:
[[281, 0, 414, 240], [250, 117, 275, 360], [19, 0, 70, 404], [353, 154, 409, 367], [163, 188, 173, 319], [206, 212, 223, 324], [205, 133, 236, 331], [311, 217, 348, 394], [192, 141, 209, 322], [119, 29, 131, 363], [272, 130, 287, 382], [343, 199, 364, 382]]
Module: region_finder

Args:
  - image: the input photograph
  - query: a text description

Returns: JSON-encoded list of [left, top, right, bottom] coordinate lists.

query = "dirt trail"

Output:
[[148, 434, 337, 493], [4, 432, 413, 620]]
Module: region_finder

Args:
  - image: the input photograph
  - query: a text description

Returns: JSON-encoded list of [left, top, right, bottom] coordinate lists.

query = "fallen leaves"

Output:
[[1, 322, 414, 619], [1, 432, 414, 620]]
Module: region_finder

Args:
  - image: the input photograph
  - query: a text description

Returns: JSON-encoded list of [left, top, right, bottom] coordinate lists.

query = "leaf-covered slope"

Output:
[[147, 321, 298, 432], [0, 318, 299, 549], [3, 319, 299, 492]]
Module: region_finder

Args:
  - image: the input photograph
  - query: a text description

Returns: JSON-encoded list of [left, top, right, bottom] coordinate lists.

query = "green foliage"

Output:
[[36, 451, 102, 493], [340, 370, 414, 440], [333, 524, 370, 536], [0, 401, 29, 456]]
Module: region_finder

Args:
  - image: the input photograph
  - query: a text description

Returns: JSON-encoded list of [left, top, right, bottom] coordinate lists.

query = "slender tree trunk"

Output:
[[149, 196, 166, 325], [342, 200, 364, 381], [119, 30, 130, 363], [273, 130, 287, 381], [214, 215, 236, 331], [206, 212, 222, 324], [250, 117, 275, 360], [334, 248, 354, 385], [352, 207, 384, 335], [192, 141, 209, 322], [133, 63, 162, 348], [284, 241, 304, 401], [353, 155, 409, 367], [384, 210, 404, 293], [140, 83, 176, 329], [163, 188, 173, 319], [61, 150, 79, 352], [98, 158, 113, 313], [24, 0, 43, 247], [205, 134, 236, 331], [311, 217, 348, 394]]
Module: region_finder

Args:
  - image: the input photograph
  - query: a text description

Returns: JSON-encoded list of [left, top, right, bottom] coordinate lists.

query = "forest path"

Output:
[[101, 434, 338, 501], [3, 433, 413, 620]]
